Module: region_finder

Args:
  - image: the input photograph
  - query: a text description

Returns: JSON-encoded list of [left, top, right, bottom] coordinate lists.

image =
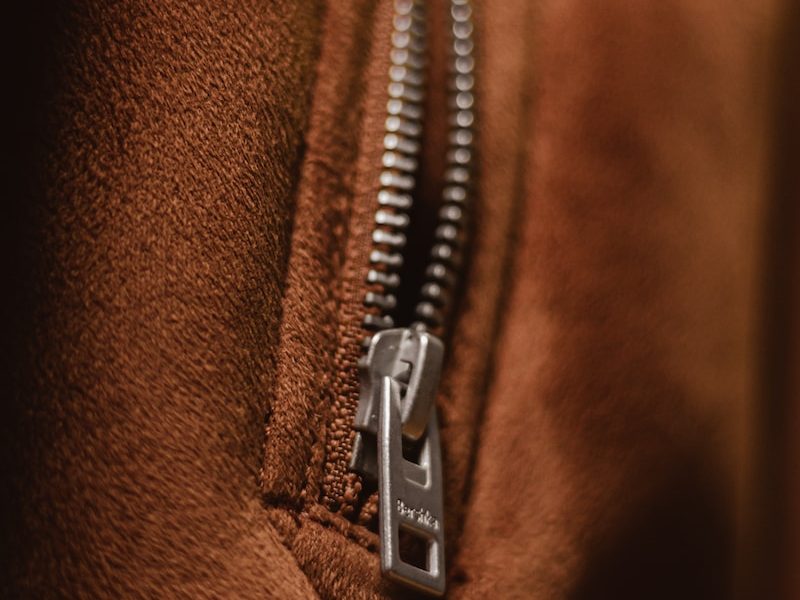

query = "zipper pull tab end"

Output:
[[378, 374, 445, 596]]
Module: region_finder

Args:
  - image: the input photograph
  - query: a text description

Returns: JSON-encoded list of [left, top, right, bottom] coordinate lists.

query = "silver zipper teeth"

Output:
[[361, 0, 427, 338], [349, 5, 474, 593], [362, 0, 474, 340]]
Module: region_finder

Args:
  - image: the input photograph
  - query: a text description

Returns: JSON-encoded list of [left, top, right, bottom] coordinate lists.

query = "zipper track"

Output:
[[340, 0, 476, 594], [362, 0, 475, 340]]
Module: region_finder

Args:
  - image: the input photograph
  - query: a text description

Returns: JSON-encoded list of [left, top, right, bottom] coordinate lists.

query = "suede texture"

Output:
[[2, 1, 322, 597], [453, 1, 795, 598], [3, 0, 799, 598]]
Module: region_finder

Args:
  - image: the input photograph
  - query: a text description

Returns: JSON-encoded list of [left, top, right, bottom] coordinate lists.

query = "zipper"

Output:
[[348, 0, 475, 595]]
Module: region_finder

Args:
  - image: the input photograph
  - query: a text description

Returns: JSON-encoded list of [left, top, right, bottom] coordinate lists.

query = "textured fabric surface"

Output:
[[2, 1, 323, 597], [452, 0, 796, 598], [3, 0, 799, 598]]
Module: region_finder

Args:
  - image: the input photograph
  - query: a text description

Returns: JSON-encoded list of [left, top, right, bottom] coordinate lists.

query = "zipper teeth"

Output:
[[415, 0, 474, 330], [361, 0, 475, 343], [361, 0, 428, 338]]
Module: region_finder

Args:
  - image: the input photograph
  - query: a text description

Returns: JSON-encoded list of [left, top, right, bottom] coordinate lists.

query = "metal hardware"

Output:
[[347, 0, 476, 594], [361, 0, 475, 337], [350, 328, 445, 596], [350, 328, 443, 480], [378, 376, 445, 596]]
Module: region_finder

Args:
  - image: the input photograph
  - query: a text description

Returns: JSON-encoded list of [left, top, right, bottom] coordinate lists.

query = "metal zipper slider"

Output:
[[350, 327, 446, 596]]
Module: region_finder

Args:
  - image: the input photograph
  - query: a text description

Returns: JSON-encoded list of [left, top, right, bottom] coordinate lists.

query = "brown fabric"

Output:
[[453, 0, 793, 598], [261, 0, 381, 506], [3, 0, 800, 599], [437, 0, 535, 550], [318, 0, 395, 520], [2, 1, 323, 597], [739, 3, 800, 597]]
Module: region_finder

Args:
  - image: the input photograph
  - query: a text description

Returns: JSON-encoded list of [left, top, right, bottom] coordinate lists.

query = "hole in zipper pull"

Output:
[[398, 526, 431, 570]]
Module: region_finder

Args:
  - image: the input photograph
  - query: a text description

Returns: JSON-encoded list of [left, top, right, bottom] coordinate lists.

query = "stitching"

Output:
[[307, 0, 383, 513], [262, 508, 324, 600], [259, 0, 336, 501], [268, 500, 381, 554]]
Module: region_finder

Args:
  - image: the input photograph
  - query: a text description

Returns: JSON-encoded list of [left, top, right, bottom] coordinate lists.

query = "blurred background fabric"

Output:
[[1, 1, 798, 598]]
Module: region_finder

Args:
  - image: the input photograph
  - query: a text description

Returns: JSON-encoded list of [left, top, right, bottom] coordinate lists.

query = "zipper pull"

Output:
[[350, 328, 446, 596]]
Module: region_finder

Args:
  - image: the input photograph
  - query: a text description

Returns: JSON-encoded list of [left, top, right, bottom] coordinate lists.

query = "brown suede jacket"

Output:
[[2, 1, 798, 598]]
